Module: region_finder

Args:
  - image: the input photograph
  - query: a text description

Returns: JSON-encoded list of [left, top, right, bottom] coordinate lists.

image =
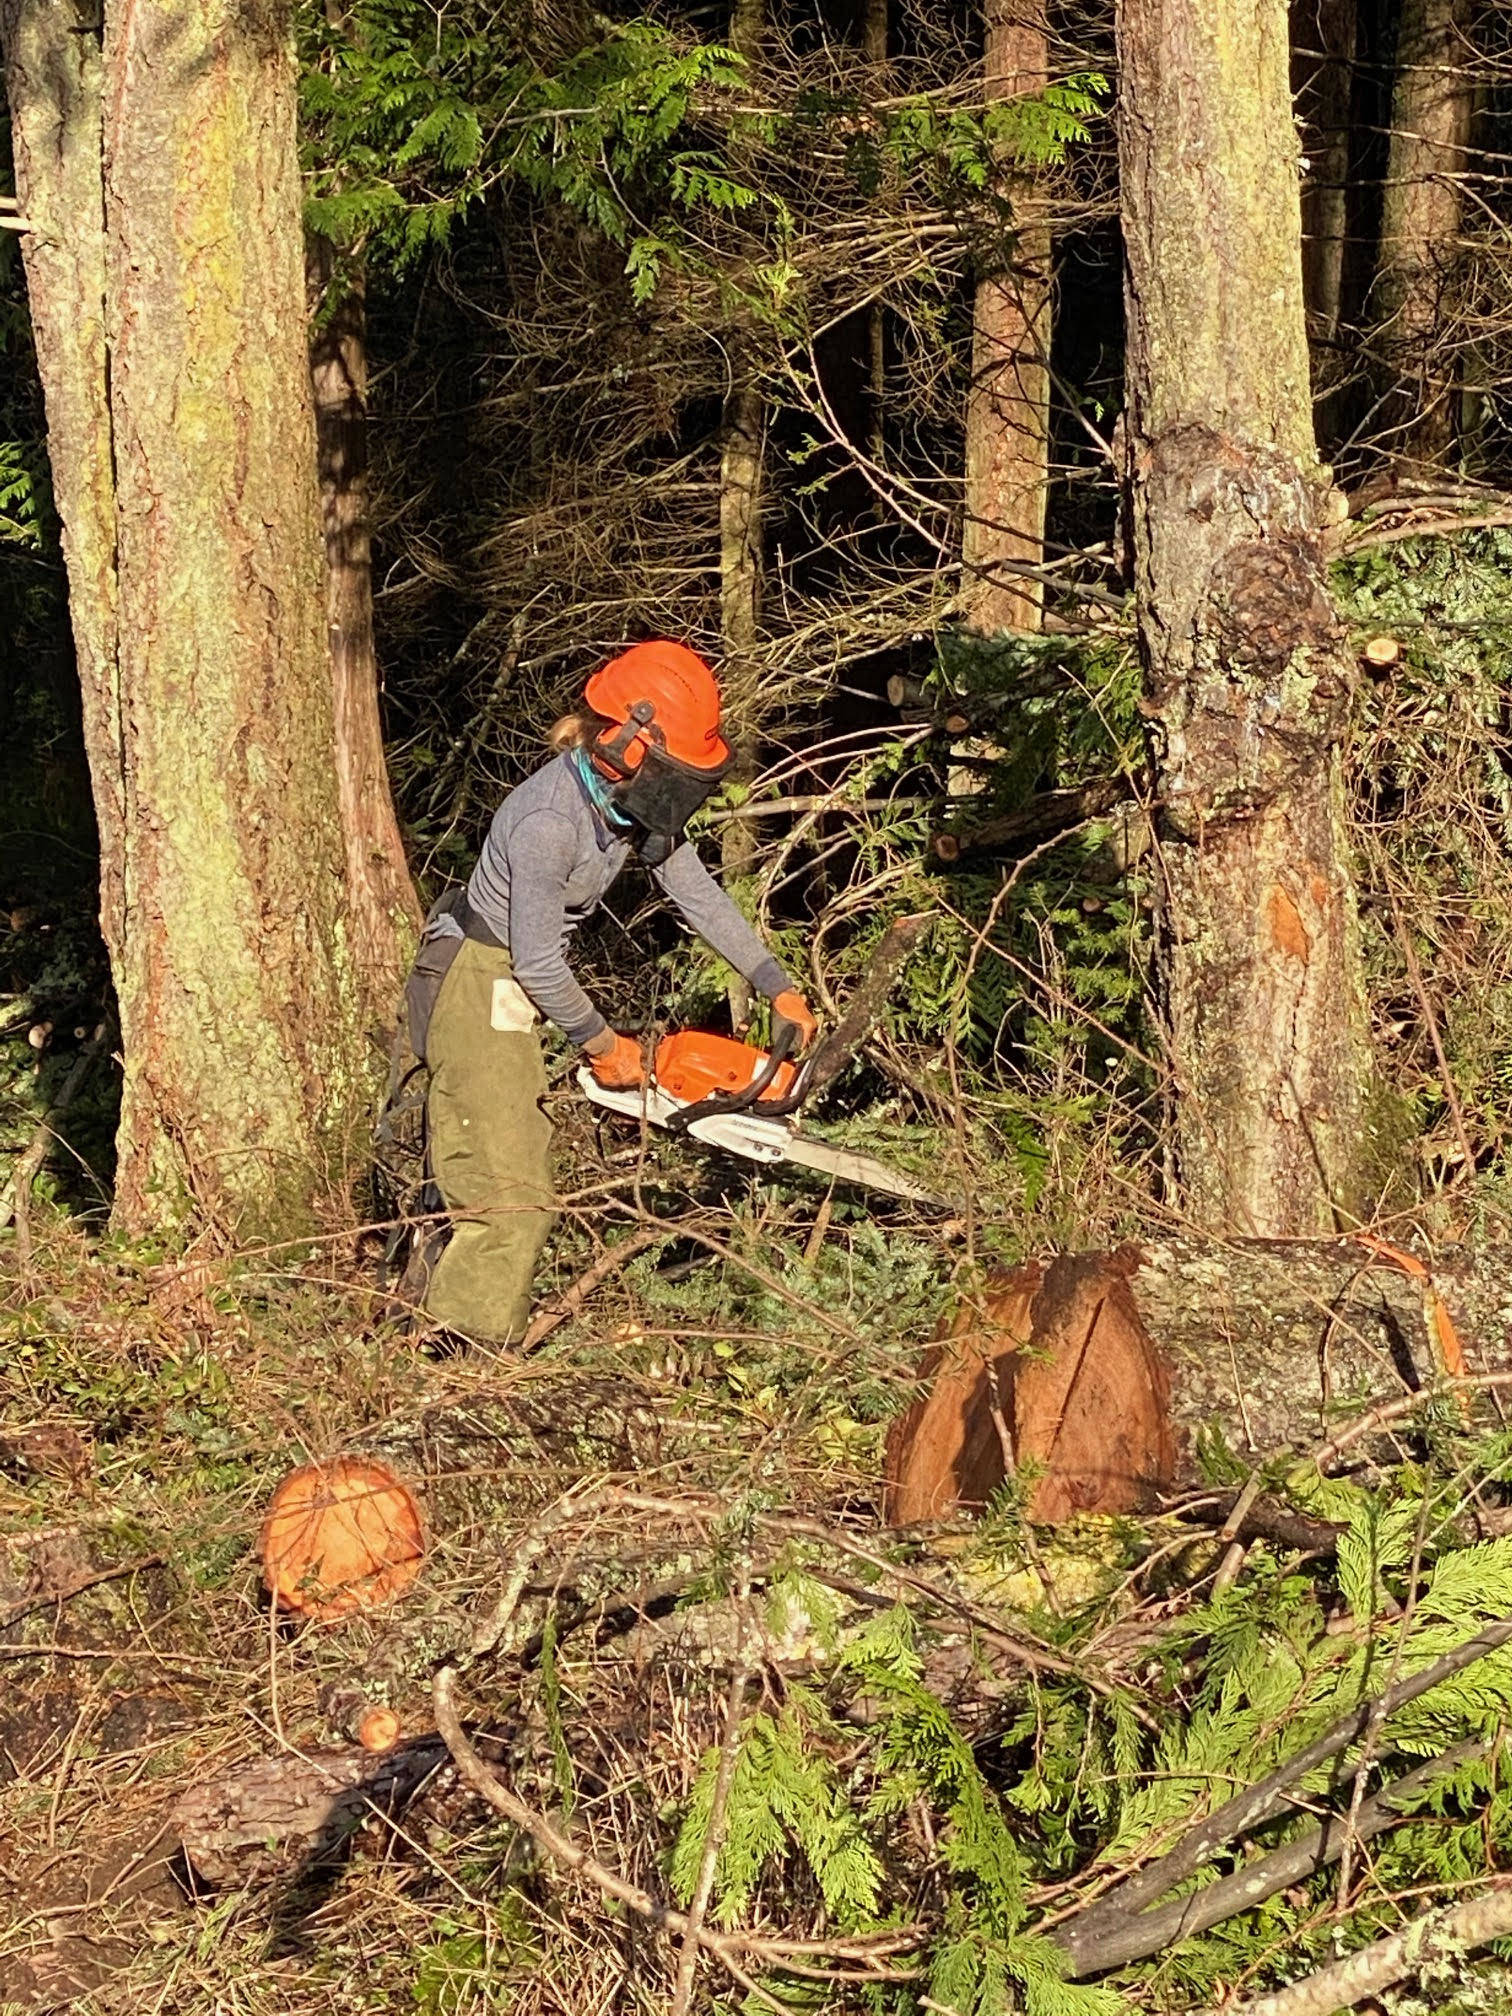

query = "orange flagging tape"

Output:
[[1353, 1232, 1469, 1388]]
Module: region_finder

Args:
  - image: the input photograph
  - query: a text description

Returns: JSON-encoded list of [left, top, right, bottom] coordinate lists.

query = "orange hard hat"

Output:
[[585, 641, 730, 773]]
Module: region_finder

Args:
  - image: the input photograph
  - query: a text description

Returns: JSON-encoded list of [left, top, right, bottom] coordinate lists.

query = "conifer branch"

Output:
[[1057, 1611, 1512, 1957]]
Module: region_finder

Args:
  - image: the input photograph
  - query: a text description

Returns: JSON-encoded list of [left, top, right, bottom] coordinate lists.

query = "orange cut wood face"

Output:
[[883, 1250, 1175, 1526], [882, 1277, 1038, 1524], [260, 1457, 425, 1619]]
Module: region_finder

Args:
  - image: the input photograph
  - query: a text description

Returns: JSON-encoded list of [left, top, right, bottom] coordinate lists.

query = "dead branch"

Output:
[[432, 1665, 917, 2007], [1060, 1735, 1491, 1975], [931, 780, 1125, 863], [800, 911, 931, 1101], [1215, 1880, 1512, 2016], [1056, 1611, 1512, 1962], [0, 1552, 163, 1631], [519, 1227, 670, 1352]]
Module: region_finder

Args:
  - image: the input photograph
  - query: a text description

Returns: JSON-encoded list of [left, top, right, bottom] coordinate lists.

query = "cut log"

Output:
[[171, 1735, 448, 1885], [885, 1254, 1175, 1522], [885, 1238, 1512, 1523]]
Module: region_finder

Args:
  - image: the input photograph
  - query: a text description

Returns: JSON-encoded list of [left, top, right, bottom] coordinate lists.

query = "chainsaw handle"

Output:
[[663, 1020, 803, 1135]]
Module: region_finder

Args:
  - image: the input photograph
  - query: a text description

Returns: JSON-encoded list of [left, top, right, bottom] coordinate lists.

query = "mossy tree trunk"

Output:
[[3, 0, 383, 1242], [1117, 0, 1375, 1235], [961, 0, 1051, 636], [0, 0, 122, 952], [308, 239, 421, 1003], [1372, 0, 1473, 472]]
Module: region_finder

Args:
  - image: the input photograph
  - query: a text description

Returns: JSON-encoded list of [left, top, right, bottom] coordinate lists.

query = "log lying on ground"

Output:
[[171, 1735, 449, 1885], [885, 1238, 1512, 1522]]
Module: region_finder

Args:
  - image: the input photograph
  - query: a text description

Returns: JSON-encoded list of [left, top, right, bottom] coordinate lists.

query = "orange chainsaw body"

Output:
[[653, 1031, 798, 1105]]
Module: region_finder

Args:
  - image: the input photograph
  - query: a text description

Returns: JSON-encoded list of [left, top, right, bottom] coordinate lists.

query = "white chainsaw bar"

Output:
[[576, 1068, 942, 1205]]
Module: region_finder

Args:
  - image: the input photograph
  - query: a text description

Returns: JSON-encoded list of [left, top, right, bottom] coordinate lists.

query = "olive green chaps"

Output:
[[424, 937, 555, 1343]]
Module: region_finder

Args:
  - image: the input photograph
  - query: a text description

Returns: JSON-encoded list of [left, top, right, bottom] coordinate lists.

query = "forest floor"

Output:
[[9, 914, 1512, 2015], [0, 1087, 984, 2013]]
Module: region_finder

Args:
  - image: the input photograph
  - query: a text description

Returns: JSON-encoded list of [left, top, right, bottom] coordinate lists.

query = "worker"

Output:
[[403, 639, 817, 1344]]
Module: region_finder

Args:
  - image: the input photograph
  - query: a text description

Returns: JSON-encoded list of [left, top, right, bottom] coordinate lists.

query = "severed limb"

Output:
[[1057, 1735, 1492, 1975], [1217, 1880, 1512, 2016], [1056, 1611, 1512, 1968]]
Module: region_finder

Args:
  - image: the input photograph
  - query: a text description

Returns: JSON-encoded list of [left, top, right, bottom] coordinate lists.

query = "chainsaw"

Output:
[[576, 916, 944, 1206]]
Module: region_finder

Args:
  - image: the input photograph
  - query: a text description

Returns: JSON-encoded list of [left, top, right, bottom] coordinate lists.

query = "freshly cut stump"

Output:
[[261, 1457, 425, 1618], [884, 1251, 1175, 1524]]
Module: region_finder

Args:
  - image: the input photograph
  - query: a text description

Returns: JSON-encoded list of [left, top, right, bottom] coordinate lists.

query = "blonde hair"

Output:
[[546, 708, 615, 753]]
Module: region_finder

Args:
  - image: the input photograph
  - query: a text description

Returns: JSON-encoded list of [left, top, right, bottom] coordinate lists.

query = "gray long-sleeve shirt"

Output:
[[465, 754, 788, 1045]]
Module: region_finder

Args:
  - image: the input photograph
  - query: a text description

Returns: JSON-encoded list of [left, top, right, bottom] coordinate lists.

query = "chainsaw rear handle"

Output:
[[663, 1021, 806, 1134]]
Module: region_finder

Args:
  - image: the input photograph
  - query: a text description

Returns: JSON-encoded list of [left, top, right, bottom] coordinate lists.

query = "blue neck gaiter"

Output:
[[570, 747, 634, 832]]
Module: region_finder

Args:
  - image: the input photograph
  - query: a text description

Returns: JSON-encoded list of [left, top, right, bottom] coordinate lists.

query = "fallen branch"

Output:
[[520, 1227, 669, 1351], [1176, 1491, 1345, 1556], [432, 1665, 918, 2007], [931, 780, 1124, 864], [1215, 1880, 1512, 2016], [1057, 1611, 1512, 1958], [1058, 1735, 1490, 1975], [173, 1736, 450, 1886]]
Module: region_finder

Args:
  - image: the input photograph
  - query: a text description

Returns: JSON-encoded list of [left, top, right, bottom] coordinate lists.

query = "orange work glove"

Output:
[[771, 989, 818, 1051], [586, 1029, 645, 1089]]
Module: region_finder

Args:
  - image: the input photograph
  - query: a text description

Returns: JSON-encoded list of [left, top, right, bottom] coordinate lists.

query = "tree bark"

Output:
[[1117, 0, 1374, 1237], [961, 0, 1051, 636], [0, 0, 123, 952], [308, 239, 420, 1007], [1295, 0, 1357, 346], [1372, 0, 1473, 473], [3, 0, 377, 1240], [718, 0, 768, 1029]]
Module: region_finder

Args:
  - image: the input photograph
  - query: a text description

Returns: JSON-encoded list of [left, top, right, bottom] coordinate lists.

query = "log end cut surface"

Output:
[[884, 1250, 1176, 1524]]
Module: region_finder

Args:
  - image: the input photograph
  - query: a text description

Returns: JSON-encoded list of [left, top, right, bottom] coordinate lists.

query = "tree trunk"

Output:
[[961, 0, 1051, 636], [1117, 0, 1374, 1237], [718, 0, 768, 1030], [3, 0, 376, 1241], [1372, 0, 1473, 473], [1295, 0, 1357, 346], [308, 239, 420, 1007], [0, 0, 123, 953]]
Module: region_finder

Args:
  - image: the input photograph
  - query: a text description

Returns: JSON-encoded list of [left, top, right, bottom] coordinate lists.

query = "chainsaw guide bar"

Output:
[[577, 1028, 944, 1206]]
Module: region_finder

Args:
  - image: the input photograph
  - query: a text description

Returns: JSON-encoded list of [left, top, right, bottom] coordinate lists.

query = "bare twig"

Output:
[[0, 1020, 110, 1259]]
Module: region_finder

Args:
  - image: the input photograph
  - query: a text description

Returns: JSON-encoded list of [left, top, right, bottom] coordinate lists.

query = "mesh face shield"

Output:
[[593, 702, 730, 857]]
